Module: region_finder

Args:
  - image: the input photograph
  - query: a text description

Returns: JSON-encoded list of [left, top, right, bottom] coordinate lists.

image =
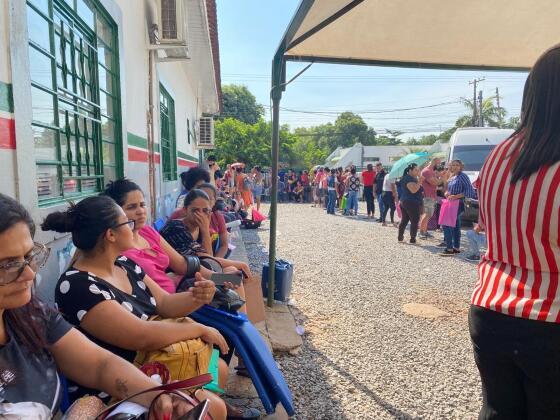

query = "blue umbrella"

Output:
[[388, 152, 430, 179]]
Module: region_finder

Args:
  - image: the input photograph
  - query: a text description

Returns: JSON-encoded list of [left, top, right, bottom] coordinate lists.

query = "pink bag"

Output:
[[396, 201, 402, 219], [438, 199, 460, 227]]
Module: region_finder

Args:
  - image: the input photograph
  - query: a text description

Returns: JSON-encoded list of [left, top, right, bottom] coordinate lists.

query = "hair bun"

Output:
[[41, 207, 77, 233]]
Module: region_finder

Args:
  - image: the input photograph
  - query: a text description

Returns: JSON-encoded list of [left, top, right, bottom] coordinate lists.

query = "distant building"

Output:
[[325, 143, 411, 170]]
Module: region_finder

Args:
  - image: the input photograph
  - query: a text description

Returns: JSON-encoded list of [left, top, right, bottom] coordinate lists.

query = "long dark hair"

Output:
[[0, 194, 48, 354], [511, 45, 560, 182], [103, 178, 142, 206], [42, 196, 122, 251]]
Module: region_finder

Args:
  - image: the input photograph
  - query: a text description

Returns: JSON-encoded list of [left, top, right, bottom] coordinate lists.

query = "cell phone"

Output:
[[211, 272, 243, 287], [180, 399, 210, 420]]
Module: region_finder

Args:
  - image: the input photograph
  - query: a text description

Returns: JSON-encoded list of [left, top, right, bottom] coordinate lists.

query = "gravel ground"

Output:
[[241, 201, 482, 420]]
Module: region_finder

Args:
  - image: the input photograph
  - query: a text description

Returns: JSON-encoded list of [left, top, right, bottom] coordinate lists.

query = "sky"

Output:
[[216, 1, 529, 140]]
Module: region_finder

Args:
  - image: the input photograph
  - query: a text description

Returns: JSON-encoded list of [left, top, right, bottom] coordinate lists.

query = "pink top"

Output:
[[421, 166, 438, 199], [122, 225, 176, 293]]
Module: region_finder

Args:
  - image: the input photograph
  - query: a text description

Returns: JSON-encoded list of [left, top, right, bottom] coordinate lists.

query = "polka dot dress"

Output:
[[55, 256, 159, 404]]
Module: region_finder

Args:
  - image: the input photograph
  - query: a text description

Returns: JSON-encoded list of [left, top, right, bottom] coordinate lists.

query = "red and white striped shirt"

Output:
[[472, 134, 560, 322]]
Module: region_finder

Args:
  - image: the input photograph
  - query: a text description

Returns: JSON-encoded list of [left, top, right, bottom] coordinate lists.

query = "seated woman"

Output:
[[102, 179, 233, 295], [164, 189, 256, 293], [172, 183, 230, 259], [43, 196, 259, 419], [293, 182, 304, 203], [0, 193, 192, 419], [176, 167, 211, 208]]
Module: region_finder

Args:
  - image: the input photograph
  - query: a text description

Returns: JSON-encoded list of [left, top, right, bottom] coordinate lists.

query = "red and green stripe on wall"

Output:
[[0, 81, 16, 150], [127, 132, 198, 167]]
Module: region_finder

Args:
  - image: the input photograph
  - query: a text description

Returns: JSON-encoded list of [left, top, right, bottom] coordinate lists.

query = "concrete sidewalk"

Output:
[[224, 227, 301, 419]]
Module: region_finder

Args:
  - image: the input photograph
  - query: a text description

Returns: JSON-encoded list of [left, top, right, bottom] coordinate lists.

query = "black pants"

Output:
[[364, 186, 375, 216], [398, 199, 421, 241], [381, 191, 396, 223], [469, 305, 560, 420]]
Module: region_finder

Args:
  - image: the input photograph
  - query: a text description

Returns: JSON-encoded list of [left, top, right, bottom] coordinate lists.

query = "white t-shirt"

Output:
[[382, 174, 395, 192]]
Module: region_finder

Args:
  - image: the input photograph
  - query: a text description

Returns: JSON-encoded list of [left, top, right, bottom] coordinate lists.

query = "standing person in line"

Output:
[[319, 168, 329, 209], [326, 168, 337, 215], [397, 163, 424, 244], [336, 167, 346, 210], [312, 167, 324, 207], [419, 158, 443, 239], [374, 162, 386, 222], [251, 166, 264, 211], [300, 170, 310, 203], [381, 172, 398, 227], [361, 163, 376, 219], [439, 159, 476, 256], [345, 167, 360, 216], [470, 46, 560, 419], [200, 155, 219, 187], [236, 166, 253, 211]]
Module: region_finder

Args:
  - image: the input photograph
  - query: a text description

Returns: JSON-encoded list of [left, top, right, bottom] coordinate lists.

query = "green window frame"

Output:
[[26, 0, 123, 206], [160, 85, 177, 181]]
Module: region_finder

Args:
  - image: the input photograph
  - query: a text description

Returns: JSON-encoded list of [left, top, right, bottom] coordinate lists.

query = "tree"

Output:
[[459, 96, 506, 128], [219, 84, 265, 124], [330, 112, 375, 149]]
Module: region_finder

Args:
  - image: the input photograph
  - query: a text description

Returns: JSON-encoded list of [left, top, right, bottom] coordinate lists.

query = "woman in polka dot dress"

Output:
[[42, 195, 231, 419]]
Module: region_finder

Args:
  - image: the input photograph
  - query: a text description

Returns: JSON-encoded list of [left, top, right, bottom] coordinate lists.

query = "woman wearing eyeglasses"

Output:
[[42, 195, 229, 419], [0, 193, 196, 419]]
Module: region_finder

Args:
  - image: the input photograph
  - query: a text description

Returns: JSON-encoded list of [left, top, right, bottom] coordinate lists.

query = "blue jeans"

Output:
[[327, 189, 337, 214], [346, 190, 358, 214], [443, 211, 463, 250], [466, 230, 487, 256], [376, 192, 385, 218]]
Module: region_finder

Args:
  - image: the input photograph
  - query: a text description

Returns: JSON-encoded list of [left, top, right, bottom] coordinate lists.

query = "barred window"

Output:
[[160, 85, 177, 181], [27, 0, 122, 205]]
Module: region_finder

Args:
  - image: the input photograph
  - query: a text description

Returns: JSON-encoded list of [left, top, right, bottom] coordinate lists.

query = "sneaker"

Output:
[[452, 249, 461, 254], [439, 249, 455, 256], [410, 238, 417, 244], [419, 233, 428, 240], [466, 254, 480, 261], [436, 242, 447, 249], [424, 232, 435, 238]]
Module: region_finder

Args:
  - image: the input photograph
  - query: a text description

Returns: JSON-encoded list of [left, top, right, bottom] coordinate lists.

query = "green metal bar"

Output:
[[64, 110, 72, 175], [83, 116, 90, 175]]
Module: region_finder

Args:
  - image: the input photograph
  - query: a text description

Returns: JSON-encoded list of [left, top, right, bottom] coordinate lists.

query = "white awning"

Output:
[[282, 0, 560, 71]]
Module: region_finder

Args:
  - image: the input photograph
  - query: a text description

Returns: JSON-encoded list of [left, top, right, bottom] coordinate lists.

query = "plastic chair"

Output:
[[153, 218, 166, 232]]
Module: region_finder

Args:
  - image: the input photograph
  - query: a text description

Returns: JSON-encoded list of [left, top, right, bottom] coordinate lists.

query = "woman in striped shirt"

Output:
[[469, 45, 560, 419], [439, 160, 476, 256]]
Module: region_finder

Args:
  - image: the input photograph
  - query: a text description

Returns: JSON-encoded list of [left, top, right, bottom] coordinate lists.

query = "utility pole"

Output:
[[478, 90, 484, 127], [495, 87, 503, 128], [469, 77, 485, 126]]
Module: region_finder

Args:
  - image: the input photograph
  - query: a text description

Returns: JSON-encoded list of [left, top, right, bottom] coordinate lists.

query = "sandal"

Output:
[[226, 402, 261, 419], [234, 366, 251, 378]]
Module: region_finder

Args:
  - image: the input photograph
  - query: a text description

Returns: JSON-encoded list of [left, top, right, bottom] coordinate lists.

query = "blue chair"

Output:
[[153, 218, 166, 232], [191, 306, 294, 416], [59, 374, 71, 413]]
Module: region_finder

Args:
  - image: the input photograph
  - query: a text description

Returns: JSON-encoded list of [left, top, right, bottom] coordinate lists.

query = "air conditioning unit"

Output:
[[158, 0, 187, 46], [197, 117, 215, 149]]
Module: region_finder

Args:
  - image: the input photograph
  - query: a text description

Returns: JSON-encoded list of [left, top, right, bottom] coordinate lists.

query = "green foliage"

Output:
[[213, 118, 296, 169], [218, 85, 265, 125]]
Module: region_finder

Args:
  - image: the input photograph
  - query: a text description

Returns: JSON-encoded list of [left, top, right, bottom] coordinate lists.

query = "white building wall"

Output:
[[1, 0, 218, 302]]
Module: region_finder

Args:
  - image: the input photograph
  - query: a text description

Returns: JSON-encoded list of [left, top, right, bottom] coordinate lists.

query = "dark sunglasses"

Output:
[[112, 219, 136, 230], [0, 243, 50, 286]]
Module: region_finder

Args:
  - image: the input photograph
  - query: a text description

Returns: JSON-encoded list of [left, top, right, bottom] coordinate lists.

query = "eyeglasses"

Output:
[[112, 219, 136, 230], [0, 243, 50, 286]]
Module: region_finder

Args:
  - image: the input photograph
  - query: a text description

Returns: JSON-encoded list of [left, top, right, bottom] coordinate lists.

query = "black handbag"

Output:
[[177, 256, 245, 313]]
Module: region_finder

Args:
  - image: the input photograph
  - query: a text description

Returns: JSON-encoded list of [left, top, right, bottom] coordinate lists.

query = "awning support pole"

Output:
[[267, 57, 285, 307]]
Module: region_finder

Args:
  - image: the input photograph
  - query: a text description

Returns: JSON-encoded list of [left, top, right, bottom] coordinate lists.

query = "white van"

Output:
[[447, 127, 515, 183], [447, 127, 514, 222]]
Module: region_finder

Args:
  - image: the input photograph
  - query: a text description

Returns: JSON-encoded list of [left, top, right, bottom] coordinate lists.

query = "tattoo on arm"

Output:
[[115, 378, 129, 397]]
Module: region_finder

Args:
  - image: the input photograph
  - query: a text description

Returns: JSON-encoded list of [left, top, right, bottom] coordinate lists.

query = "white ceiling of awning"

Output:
[[284, 0, 560, 70]]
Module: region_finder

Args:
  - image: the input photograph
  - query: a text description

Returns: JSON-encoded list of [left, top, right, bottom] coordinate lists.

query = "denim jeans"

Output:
[[466, 230, 487, 256], [346, 190, 358, 214], [376, 192, 385, 218], [443, 211, 463, 250], [327, 189, 337, 214]]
